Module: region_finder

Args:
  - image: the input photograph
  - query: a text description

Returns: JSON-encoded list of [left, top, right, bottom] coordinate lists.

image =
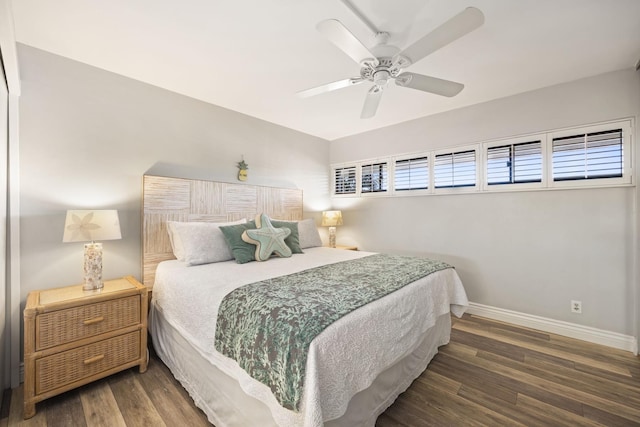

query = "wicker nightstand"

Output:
[[23, 276, 148, 419]]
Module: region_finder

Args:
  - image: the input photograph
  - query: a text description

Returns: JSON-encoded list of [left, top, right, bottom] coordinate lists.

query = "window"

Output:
[[487, 141, 542, 185], [334, 166, 356, 195], [552, 129, 623, 181], [361, 162, 388, 193], [434, 150, 476, 188], [394, 156, 429, 191], [330, 119, 632, 199]]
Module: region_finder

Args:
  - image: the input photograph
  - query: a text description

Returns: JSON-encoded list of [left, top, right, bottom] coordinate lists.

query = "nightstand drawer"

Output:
[[36, 295, 141, 350], [35, 330, 141, 394]]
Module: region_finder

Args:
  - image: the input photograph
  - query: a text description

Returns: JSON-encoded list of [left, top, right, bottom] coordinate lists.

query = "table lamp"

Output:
[[63, 209, 122, 291], [321, 210, 343, 248]]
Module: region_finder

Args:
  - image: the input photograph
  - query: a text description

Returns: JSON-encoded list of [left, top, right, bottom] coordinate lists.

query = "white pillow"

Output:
[[297, 218, 323, 249], [167, 219, 246, 265]]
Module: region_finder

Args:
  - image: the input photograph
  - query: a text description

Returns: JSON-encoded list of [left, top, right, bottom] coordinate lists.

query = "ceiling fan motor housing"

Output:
[[373, 70, 390, 85], [360, 57, 401, 86]]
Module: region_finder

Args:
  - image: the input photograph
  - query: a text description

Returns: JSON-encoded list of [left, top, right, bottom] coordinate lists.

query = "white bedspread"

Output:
[[152, 247, 468, 427]]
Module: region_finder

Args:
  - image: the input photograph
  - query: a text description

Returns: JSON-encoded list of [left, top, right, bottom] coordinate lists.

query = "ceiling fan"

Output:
[[297, 4, 484, 119]]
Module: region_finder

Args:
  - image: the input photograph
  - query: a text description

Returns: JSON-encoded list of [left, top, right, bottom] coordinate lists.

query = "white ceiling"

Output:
[[10, 0, 640, 141]]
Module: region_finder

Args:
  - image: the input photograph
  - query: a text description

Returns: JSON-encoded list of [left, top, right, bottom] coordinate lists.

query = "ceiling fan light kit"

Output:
[[298, 6, 485, 119]]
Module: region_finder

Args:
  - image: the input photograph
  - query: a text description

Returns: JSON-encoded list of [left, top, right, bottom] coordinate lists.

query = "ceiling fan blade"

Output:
[[297, 78, 365, 98], [361, 85, 384, 119], [394, 7, 484, 67], [395, 72, 464, 97], [317, 19, 378, 66]]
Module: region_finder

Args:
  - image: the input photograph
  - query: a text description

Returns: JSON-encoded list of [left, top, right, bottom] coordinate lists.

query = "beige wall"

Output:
[[330, 69, 640, 337], [17, 44, 331, 300]]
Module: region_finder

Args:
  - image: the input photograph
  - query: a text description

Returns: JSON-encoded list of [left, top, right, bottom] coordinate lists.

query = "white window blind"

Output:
[[434, 150, 476, 188], [394, 156, 429, 191], [552, 129, 623, 181], [334, 166, 356, 194], [361, 162, 388, 193], [487, 141, 542, 185]]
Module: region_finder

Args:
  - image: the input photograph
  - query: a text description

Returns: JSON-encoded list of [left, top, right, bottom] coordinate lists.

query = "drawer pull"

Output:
[[83, 355, 105, 365], [83, 316, 104, 326]]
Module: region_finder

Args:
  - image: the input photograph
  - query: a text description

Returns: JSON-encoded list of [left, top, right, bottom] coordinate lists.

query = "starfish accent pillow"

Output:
[[242, 213, 292, 261]]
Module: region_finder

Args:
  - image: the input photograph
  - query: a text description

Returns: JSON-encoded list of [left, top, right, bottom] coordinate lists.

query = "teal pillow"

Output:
[[242, 214, 292, 262], [270, 220, 303, 254], [219, 221, 257, 264]]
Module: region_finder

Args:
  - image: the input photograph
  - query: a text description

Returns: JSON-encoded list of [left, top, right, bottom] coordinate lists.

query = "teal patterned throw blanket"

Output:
[[214, 254, 452, 411]]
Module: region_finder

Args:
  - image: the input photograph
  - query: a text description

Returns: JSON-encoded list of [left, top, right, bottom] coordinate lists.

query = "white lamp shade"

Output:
[[63, 210, 122, 243], [321, 210, 343, 227]]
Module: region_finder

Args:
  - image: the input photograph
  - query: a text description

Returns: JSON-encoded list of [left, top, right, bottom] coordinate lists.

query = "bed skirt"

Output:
[[150, 302, 452, 427]]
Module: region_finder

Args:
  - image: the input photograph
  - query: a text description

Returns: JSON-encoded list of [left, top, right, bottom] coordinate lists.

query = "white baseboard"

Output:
[[466, 302, 638, 355]]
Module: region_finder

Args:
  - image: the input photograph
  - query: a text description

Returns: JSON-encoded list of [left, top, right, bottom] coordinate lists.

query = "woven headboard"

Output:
[[142, 175, 303, 286]]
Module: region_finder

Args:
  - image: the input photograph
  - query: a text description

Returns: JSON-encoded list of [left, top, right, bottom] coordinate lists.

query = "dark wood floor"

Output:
[[3, 314, 640, 426]]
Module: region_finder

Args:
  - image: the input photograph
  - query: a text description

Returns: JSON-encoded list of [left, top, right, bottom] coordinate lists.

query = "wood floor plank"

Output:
[[415, 369, 462, 395], [522, 346, 577, 369], [546, 332, 638, 365], [408, 375, 522, 426], [133, 357, 169, 396], [79, 381, 127, 427], [436, 347, 586, 416], [0, 395, 6, 427], [42, 390, 86, 427], [515, 393, 605, 427], [1, 389, 11, 420], [108, 370, 166, 427], [582, 403, 640, 427], [432, 350, 555, 410], [464, 315, 632, 366], [456, 382, 560, 426], [438, 340, 478, 358], [137, 358, 210, 427], [460, 315, 552, 342], [523, 352, 640, 406], [386, 393, 482, 427], [145, 351, 209, 410], [463, 315, 640, 377], [574, 359, 640, 388], [374, 412, 405, 426], [445, 343, 640, 424], [6, 313, 640, 427], [451, 327, 527, 363], [380, 398, 446, 427], [454, 321, 632, 376], [7, 386, 46, 427]]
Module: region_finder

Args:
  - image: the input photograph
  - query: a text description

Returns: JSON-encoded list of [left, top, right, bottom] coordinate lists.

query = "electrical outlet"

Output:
[[571, 300, 582, 314]]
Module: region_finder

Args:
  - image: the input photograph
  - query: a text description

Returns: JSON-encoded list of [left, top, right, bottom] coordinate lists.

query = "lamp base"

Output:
[[328, 226, 336, 248], [83, 242, 103, 291]]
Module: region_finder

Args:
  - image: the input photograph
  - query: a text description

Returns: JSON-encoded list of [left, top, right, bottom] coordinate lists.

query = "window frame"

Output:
[[391, 153, 432, 196], [331, 164, 358, 197], [482, 134, 548, 192], [360, 160, 389, 196], [432, 144, 480, 194], [546, 121, 632, 189]]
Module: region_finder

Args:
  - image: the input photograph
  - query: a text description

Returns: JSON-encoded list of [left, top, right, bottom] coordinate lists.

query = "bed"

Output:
[[142, 175, 468, 427]]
